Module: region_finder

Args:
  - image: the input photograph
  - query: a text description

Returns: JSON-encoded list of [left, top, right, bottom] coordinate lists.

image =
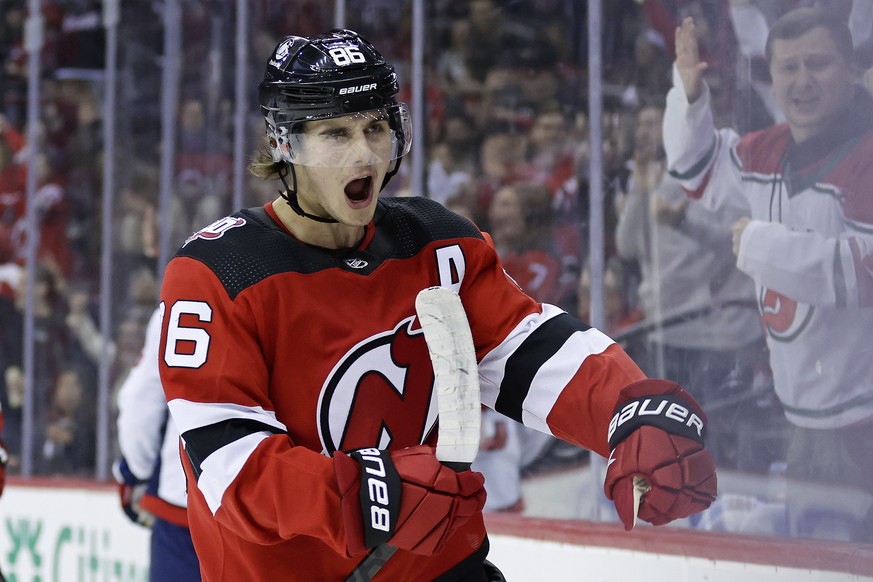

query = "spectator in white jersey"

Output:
[[114, 307, 201, 581], [664, 8, 873, 541]]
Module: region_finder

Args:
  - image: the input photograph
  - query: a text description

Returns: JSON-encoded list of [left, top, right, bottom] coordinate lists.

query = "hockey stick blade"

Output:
[[345, 287, 481, 582], [415, 286, 481, 469], [632, 476, 651, 529]]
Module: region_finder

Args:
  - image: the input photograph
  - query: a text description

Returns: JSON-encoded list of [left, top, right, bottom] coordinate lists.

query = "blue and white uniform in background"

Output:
[[115, 306, 201, 581]]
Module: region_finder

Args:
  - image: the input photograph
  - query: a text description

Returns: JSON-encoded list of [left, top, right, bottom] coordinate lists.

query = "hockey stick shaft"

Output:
[[345, 287, 481, 582], [417, 287, 481, 468]]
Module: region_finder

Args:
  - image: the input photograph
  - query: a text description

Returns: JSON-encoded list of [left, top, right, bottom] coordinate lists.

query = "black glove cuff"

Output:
[[607, 394, 706, 449], [348, 448, 402, 548]]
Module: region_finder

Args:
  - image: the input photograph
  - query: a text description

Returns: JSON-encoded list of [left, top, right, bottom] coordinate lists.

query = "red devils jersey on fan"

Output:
[[501, 248, 562, 305], [159, 196, 644, 581]]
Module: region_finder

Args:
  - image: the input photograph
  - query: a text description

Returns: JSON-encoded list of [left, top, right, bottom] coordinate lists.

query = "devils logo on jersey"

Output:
[[759, 287, 814, 342], [318, 316, 438, 454]]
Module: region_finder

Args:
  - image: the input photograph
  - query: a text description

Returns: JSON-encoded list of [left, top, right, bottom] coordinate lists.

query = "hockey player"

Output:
[[115, 307, 200, 581], [664, 8, 873, 541], [158, 29, 717, 581]]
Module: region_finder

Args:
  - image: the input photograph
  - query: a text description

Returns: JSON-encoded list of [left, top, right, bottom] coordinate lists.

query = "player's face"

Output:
[[769, 27, 855, 143], [293, 112, 393, 225]]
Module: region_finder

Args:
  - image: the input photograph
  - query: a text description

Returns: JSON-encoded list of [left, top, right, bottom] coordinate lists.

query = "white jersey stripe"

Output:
[[199, 432, 271, 515], [521, 328, 615, 434], [168, 399, 287, 435], [477, 303, 565, 409]]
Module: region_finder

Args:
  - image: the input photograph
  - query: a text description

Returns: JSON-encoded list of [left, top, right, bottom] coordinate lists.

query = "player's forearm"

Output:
[[116, 308, 168, 476], [117, 378, 168, 477], [116, 418, 164, 479], [544, 342, 647, 458], [202, 436, 349, 552]]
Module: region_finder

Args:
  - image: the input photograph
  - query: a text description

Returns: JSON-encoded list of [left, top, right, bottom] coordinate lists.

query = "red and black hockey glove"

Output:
[[112, 457, 155, 528], [604, 379, 717, 530], [333, 445, 486, 557]]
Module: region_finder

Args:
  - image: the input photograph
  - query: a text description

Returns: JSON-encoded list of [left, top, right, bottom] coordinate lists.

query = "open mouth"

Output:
[[792, 96, 819, 108], [344, 175, 374, 203]]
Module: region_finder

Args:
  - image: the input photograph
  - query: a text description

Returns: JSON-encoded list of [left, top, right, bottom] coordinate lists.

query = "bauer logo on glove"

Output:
[[333, 445, 486, 557], [604, 379, 717, 531], [608, 394, 705, 447], [348, 447, 401, 546]]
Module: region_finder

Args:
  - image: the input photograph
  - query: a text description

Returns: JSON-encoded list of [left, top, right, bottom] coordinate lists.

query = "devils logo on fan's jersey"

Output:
[[317, 316, 438, 454], [759, 287, 814, 342]]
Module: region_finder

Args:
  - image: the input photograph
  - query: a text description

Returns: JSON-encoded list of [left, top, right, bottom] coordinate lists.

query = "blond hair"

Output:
[[248, 146, 288, 181]]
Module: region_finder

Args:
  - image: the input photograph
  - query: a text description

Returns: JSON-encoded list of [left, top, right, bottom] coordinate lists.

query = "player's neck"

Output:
[[271, 199, 365, 250]]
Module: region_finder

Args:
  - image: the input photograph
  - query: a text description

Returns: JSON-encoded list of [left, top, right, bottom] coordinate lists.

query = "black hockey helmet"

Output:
[[259, 29, 412, 187]]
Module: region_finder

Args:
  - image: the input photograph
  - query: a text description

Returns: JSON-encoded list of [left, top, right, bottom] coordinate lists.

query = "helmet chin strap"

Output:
[[277, 164, 339, 224]]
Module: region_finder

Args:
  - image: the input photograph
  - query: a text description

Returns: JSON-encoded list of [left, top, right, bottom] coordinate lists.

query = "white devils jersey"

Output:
[[664, 66, 873, 429]]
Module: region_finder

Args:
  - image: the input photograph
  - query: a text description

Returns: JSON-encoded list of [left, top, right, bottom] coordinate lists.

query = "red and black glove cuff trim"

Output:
[[607, 394, 706, 449], [348, 448, 402, 549]]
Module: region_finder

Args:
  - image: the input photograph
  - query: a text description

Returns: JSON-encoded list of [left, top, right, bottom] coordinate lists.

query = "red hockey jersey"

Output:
[[159, 196, 645, 581]]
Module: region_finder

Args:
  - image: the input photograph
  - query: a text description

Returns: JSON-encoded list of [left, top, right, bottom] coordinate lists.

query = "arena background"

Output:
[[1, 0, 872, 578]]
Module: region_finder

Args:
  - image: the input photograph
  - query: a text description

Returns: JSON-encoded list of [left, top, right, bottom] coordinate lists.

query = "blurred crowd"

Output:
[[1, 0, 872, 544]]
